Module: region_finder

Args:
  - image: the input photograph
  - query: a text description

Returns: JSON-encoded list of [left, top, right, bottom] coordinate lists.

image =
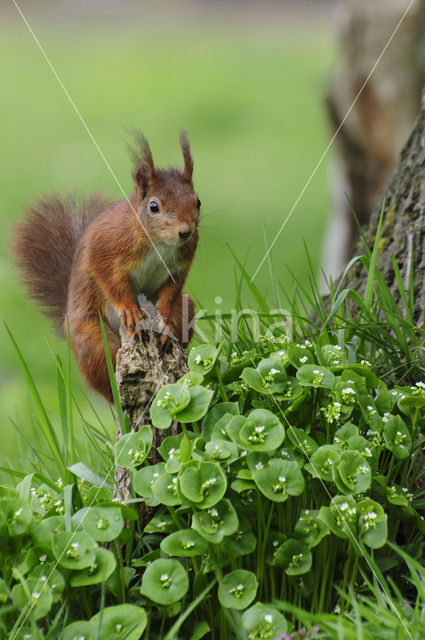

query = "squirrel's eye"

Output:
[[196, 197, 201, 210], [149, 201, 160, 213]]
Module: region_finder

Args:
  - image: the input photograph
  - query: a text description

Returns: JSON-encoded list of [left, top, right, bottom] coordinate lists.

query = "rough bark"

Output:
[[342, 87, 425, 323], [114, 302, 188, 506], [322, 0, 425, 279]]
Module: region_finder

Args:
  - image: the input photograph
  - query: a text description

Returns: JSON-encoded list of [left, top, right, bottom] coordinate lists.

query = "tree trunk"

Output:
[[114, 303, 188, 507], [322, 0, 425, 280], [342, 87, 425, 323]]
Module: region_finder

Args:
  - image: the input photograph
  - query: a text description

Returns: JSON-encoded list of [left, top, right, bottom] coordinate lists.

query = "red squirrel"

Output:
[[12, 131, 199, 403]]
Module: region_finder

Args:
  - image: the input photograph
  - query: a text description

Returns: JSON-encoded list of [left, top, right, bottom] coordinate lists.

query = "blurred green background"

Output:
[[0, 1, 334, 463]]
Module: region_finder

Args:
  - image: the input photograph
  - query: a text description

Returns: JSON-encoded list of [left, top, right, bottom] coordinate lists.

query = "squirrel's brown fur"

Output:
[[12, 132, 199, 402]]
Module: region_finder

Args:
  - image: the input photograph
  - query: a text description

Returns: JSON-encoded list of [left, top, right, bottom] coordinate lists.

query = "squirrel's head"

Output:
[[129, 131, 200, 247]]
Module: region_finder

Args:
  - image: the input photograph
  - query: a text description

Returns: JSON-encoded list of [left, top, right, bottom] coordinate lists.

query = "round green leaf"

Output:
[[91, 604, 147, 640], [309, 445, 340, 481], [295, 509, 329, 549], [30, 564, 64, 603], [334, 451, 371, 495], [383, 415, 412, 459], [192, 499, 239, 543], [151, 472, 181, 506], [177, 371, 204, 387], [52, 531, 97, 570], [1, 498, 32, 536], [160, 529, 208, 557], [61, 621, 96, 640], [188, 344, 220, 374], [133, 462, 165, 500], [286, 344, 314, 368], [218, 569, 258, 610], [239, 409, 285, 452], [297, 364, 335, 389], [221, 516, 257, 557], [287, 426, 318, 456], [254, 459, 304, 502], [70, 547, 116, 586], [205, 439, 239, 461], [319, 495, 357, 539], [241, 358, 287, 394], [175, 385, 214, 423], [82, 506, 123, 542], [357, 498, 388, 549], [140, 558, 189, 605], [115, 431, 147, 468], [150, 384, 190, 429], [333, 422, 359, 448], [321, 344, 348, 368], [242, 603, 287, 638], [273, 539, 312, 575], [201, 401, 239, 442], [12, 578, 52, 621], [178, 461, 227, 509]]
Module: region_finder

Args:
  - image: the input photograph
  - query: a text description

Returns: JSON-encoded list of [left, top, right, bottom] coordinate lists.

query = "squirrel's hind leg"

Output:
[[71, 320, 120, 403]]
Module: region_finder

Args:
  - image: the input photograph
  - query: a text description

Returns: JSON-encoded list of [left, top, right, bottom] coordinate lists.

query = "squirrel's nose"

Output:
[[179, 230, 192, 240]]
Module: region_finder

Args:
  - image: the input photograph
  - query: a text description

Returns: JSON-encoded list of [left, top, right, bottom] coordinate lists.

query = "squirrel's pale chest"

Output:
[[130, 244, 180, 299]]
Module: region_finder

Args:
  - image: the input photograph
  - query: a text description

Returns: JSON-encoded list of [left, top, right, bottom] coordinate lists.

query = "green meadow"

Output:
[[0, 17, 333, 462]]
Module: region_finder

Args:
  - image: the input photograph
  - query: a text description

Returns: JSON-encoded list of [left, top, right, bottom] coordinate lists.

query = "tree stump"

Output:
[[114, 301, 188, 504]]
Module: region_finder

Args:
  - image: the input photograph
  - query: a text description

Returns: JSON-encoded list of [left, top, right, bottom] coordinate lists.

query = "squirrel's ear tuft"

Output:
[[127, 129, 155, 196], [180, 130, 193, 182]]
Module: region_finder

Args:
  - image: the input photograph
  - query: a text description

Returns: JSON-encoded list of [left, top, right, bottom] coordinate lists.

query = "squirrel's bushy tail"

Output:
[[12, 193, 109, 335]]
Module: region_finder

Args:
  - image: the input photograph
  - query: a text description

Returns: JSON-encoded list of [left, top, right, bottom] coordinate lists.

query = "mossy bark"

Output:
[[342, 89, 425, 324], [114, 304, 188, 508]]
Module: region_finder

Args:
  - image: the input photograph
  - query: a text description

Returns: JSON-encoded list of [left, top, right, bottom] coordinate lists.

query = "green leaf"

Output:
[[133, 463, 165, 500], [188, 344, 220, 374], [67, 462, 114, 490], [242, 603, 287, 637], [333, 451, 371, 495], [160, 529, 208, 557], [177, 371, 204, 387], [286, 426, 318, 456], [12, 578, 53, 621], [30, 563, 64, 603], [308, 445, 340, 481], [319, 496, 357, 540], [241, 358, 287, 394], [333, 422, 359, 449], [190, 621, 211, 640], [175, 385, 214, 423], [205, 439, 239, 461], [221, 516, 257, 557], [140, 558, 189, 605], [115, 431, 147, 468], [201, 402, 239, 442], [254, 459, 304, 502], [178, 461, 227, 508], [297, 364, 335, 389], [51, 531, 97, 570], [0, 498, 32, 536], [383, 415, 412, 459], [144, 514, 176, 534], [61, 621, 96, 640], [150, 384, 191, 429], [91, 604, 147, 640], [218, 569, 258, 610], [273, 539, 312, 575], [192, 499, 239, 543], [357, 498, 388, 549], [82, 506, 123, 542], [151, 472, 181, 506], [70, 547, 116, 586], [238, 409, 285, 452], [295, 509, 329, 549], [286, 344, 314, 368]]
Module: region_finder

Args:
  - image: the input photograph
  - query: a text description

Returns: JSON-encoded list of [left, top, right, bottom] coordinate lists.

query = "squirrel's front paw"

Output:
[[160, 319, 177, 348], [117, 303, 143, 338]]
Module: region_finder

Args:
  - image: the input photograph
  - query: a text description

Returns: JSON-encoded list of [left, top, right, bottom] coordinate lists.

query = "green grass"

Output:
[[0, 16, 333, 458]]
